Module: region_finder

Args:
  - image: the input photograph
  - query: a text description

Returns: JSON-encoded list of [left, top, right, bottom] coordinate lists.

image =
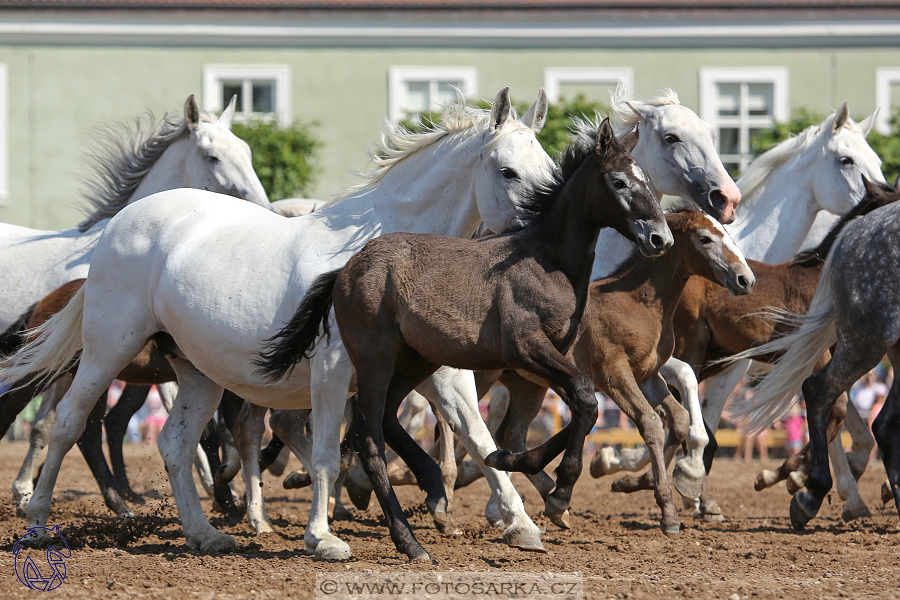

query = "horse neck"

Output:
[[609, 240, 692, 325], [727, 152, 819, 262], [532, 173, 606, 288], [125, 137, 191, 205], [317, 130, 487, 239]]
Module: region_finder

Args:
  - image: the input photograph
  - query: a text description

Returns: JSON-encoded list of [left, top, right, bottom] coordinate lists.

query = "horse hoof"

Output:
[[426, 496, 449, 527], [283, 471, 312, 489], [661, 523, 681, 538], [332, 505, 355, 522], [312, 540, 353, 561], [610, 475, 638, 494], [435, 512, 462, 535], [841, 501, 871, 522], [672, 461, 703, 500], [702, 512, 725, 522], [786, 471, 806, 495], [546, 508, 571, 530], [197, 532, 237, 553], [790, 492, 818, 531], [544, 496, 571, 529], [484, 449, 512, 470], [589, 447, 617, 478], [503, 523, 546, 553], [408, 547, 434, 564], [18, 528, 50, 548], [882, 481, 895, 506], [754, 469, 778, 492], [345, 477, 372, 511]]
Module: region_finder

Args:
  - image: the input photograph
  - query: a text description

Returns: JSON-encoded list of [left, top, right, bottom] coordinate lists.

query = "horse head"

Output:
[[676, 211, 754, 295], [611, 83, 740, 224]]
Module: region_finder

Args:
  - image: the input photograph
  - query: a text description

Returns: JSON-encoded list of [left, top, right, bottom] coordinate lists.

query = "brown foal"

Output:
[[257, 118, 672, 562]]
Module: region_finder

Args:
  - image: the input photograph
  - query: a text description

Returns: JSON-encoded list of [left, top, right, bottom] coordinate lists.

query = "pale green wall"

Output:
[[0, 44, 898, 229]]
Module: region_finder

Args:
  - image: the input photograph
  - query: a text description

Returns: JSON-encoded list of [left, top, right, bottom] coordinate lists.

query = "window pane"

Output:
[[717, 83, 740, 116], [223, 83, 242, 113], [747, 83, 774, 117], [404, 81, 430, 112], [719, 127, 740, 155], [558, 82, 615, 104], [436, 81, 463, 105], [252, 82, 274, 113]]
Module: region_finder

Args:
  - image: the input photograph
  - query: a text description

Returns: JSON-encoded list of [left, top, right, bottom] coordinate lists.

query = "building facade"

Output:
[[0, 0, 899, 229]]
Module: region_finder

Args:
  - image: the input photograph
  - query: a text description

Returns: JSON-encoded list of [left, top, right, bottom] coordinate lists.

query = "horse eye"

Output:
[[206, 155, 220, 164], [500, 167, 518, 180], [699, 236, 713, 245], [839, 156, 855, 166], [665, 134, 681, 144], [613, 179, 627, 189]]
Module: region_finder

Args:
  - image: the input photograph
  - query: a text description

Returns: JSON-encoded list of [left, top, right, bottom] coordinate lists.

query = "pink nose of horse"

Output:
[[709, 179, 741, 224]]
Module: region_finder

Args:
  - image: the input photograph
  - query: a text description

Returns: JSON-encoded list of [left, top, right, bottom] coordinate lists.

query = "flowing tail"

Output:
[[254, 269, 341, 382], [0, 286, 85, 389], [722, 253, 838, 433]]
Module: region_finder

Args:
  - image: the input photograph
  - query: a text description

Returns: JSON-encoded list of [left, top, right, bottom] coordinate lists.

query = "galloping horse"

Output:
[[0, 88, 556, 559], [258, 118, 671, 561]]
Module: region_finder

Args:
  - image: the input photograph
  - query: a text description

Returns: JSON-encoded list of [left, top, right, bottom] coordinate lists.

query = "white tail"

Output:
[[724, 254, 838, 433], [0, 286, 85, 388]]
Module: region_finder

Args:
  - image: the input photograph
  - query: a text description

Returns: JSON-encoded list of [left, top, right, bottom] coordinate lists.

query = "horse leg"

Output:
[[306, 343, 356, 561], [349, 343, 437, 563], [418, 367, 544, 551], [872, 346, 900, 518], [213, 389, 243, 488], [433, 410, 461, 534], [104, 383, 150, 503], [11, 378, 67, 515], [791, 342, 882, 531], [76, 393, 132, 516], [196, 415, 242, 525], [660, 358, 708, 501], [232, 398, 274, 534], [842, 399, 876, 481], [607, 370, 681, 537]]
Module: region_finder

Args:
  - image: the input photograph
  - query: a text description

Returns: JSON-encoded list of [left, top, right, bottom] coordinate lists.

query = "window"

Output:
[[543, 67, 633, 104], [876, 68, 900, 135], [0, 63, 7, 205], [700, 67, 788, 174], [202, 65, 290, 125], [388, 67, 477, 123]]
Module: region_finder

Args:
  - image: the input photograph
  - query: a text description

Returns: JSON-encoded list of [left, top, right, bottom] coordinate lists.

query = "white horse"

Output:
[[1, 95, 269, 511], [597, 102, 884, 520], [2, 88, 556, 559]]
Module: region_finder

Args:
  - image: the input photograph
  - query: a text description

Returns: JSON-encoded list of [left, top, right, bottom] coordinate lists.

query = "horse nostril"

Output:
[[737, 275, 749, 290], [709, 189, 727, 210], [650, 233, 665, 250]]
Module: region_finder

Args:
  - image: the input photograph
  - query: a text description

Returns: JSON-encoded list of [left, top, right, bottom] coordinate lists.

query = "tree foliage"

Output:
[[749, 107, 900, 184], [399, 94, 609, 158], [231, 119, 322, 201]]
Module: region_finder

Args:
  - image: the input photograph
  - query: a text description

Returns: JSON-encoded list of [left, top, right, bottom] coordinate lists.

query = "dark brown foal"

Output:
[[257, 117, 672, 561]]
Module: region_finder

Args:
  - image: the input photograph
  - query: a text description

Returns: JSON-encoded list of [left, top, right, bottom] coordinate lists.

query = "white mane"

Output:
[[610, 84, 681, 137], [331, 98, 529, 204]]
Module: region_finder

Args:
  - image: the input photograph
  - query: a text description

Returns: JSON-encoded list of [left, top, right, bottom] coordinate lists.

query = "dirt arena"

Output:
[[0, 441, 896, 599]]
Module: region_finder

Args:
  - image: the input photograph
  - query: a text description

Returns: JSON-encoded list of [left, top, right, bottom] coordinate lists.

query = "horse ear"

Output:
[[625, 101, 646, 120], [218, 95, 237, 129], [619, 124, 640, 153], [858, 108, 878, 138], [595, 118, 616, 155], [832, 101, 850, 133], [491, 86, 512, 131], [184, 95, 200, 131], [521, 88, 549, 133], [894, 173, 900, 190]]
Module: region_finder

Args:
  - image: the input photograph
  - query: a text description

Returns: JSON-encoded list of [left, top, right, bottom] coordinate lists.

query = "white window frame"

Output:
[[699, 67, 789, 173], [0, 64, 7, 205], [543, 67, 634, 104], [875, 67, 900, 135], [388, 67, 477, 123], [202, 65, 291, 125]]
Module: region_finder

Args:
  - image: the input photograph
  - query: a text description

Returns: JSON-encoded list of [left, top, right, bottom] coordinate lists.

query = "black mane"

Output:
[[794, 179, 898, 266], [514, 131, 598, 227]]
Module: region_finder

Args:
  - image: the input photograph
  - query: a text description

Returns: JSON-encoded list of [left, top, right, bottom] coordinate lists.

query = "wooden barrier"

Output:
[[587, 427, 852, 449]]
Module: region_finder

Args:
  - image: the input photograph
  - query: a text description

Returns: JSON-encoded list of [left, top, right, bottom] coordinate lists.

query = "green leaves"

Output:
[[231, 119, 322, 201]]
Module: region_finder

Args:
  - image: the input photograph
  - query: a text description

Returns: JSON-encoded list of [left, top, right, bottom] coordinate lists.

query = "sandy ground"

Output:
[[0, 441, 896, 599]]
